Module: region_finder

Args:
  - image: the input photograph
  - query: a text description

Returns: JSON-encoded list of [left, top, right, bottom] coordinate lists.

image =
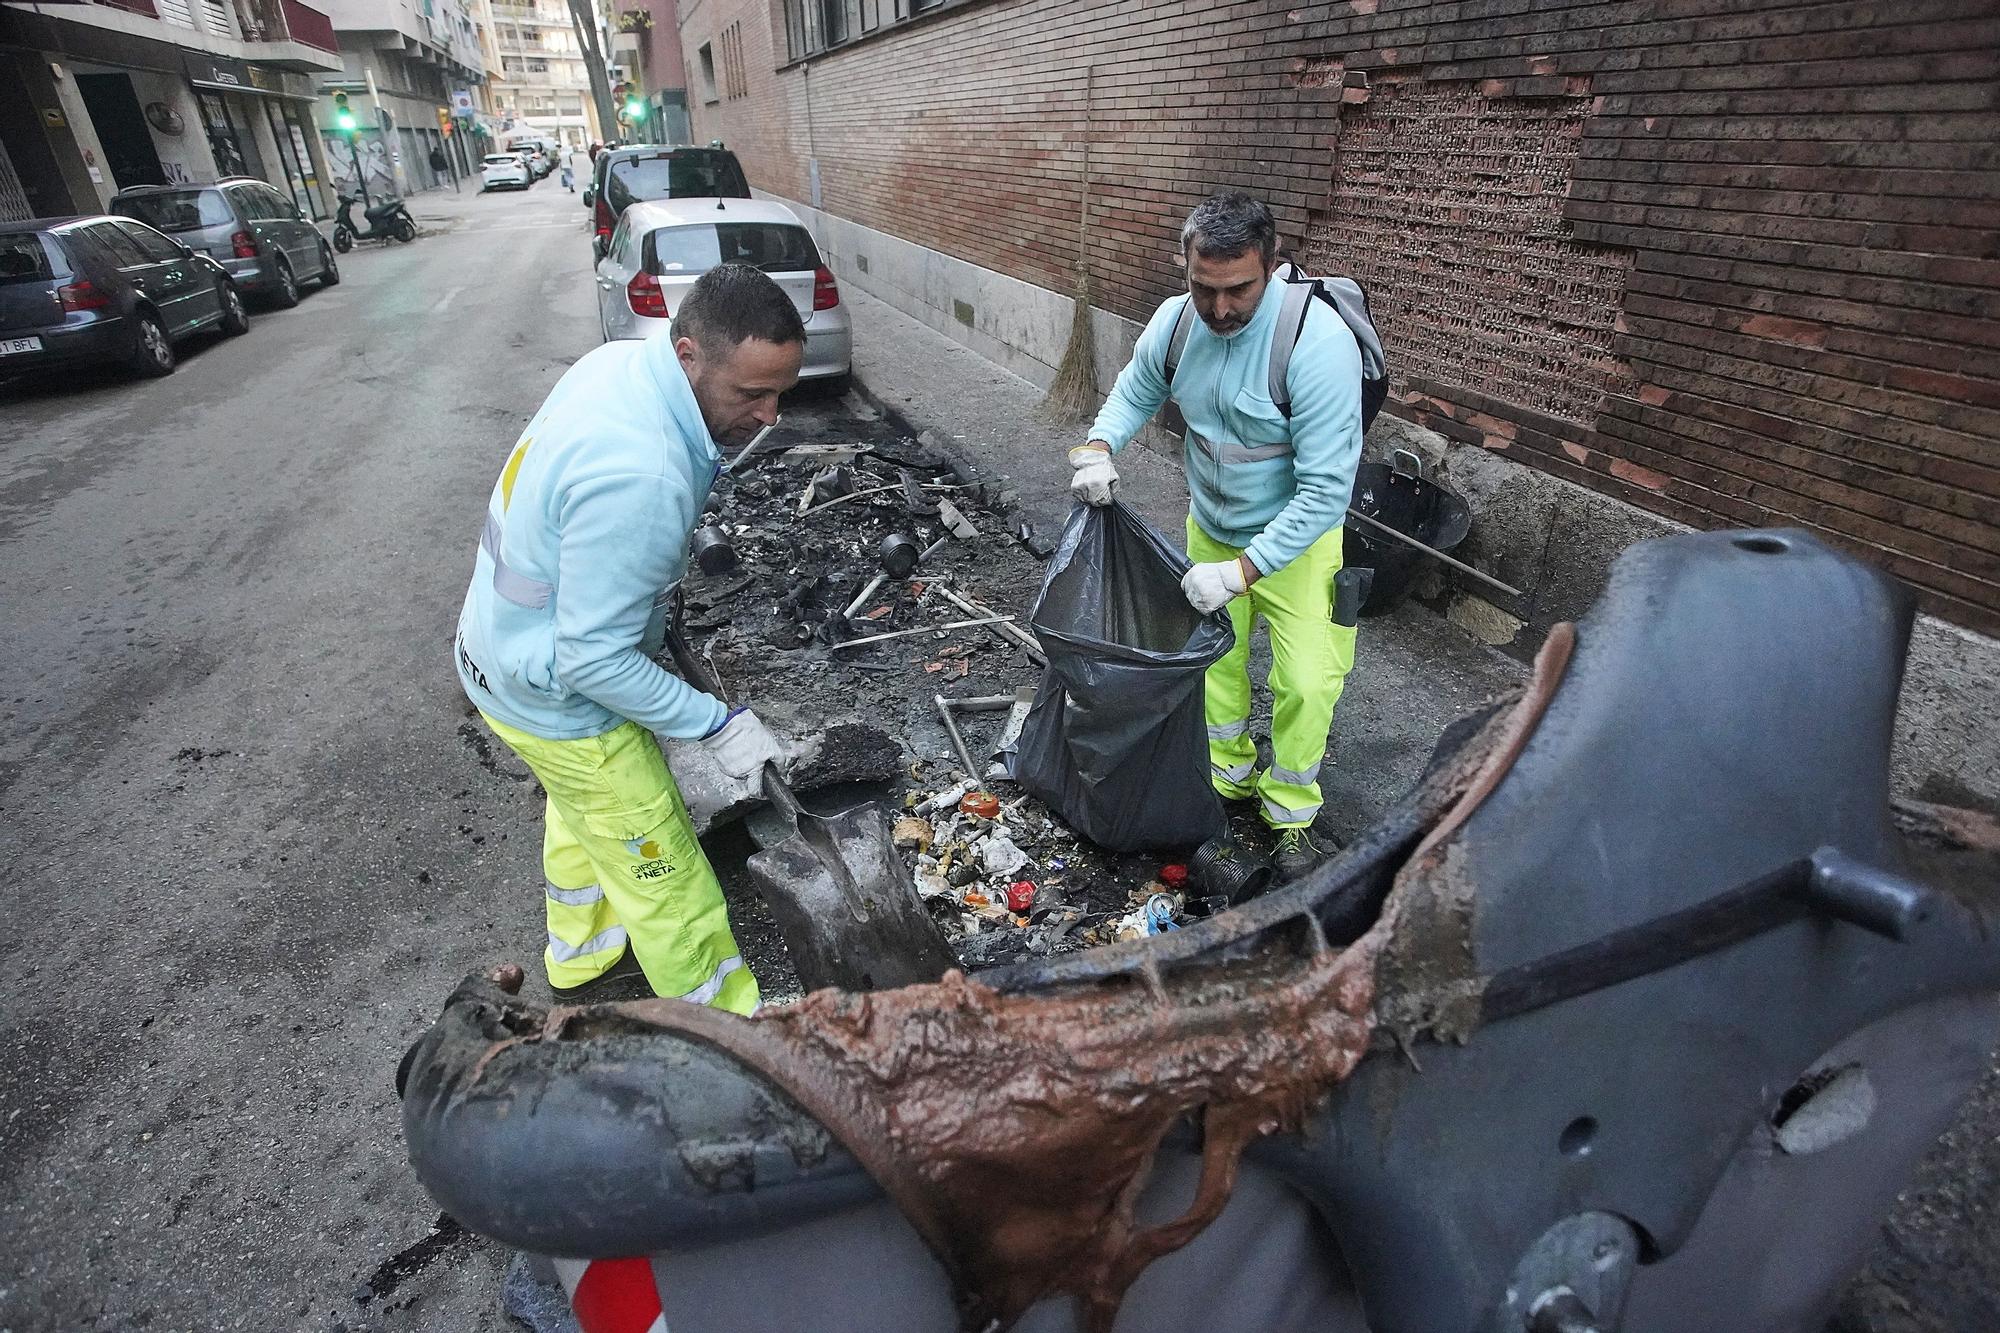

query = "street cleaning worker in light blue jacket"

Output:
[[1070, 192, 1363, 881], [455, 264, 805, 1011]]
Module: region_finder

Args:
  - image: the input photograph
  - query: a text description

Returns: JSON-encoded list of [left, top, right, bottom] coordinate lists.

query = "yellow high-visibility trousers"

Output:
[[480, 713, 759, 1014], [1187, 517, 1357, 829]]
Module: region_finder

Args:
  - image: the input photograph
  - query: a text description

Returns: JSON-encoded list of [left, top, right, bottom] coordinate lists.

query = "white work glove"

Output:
[[1181, 560, 1248, 615], [1068, 446, 1118, 507], [700, 707, 785, 800]]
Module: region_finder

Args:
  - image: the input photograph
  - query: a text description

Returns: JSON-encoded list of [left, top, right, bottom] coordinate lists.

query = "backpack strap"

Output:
[[1268, 278, 1317, 420], [1162, 295, 1196, 387]]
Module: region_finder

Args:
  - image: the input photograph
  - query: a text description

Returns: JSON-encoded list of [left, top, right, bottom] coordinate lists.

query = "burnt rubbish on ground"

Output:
[[404, 530, 2000, 1333], [679, 425, 1268, 983]]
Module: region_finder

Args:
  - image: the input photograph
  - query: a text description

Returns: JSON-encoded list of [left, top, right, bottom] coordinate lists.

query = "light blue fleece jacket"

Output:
[[1088, 278, 1363, 576], [454, 331, 728, 742]]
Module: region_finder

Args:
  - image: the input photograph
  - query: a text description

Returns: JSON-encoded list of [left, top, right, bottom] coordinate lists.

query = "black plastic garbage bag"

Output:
[[1009, 502, 1235, 852]]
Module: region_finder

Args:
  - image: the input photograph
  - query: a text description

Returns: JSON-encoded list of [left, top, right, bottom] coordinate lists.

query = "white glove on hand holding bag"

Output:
[[1068, 446, 1119, 507], [700, 707, 785, 800], [1181, 560, 1249, 615]]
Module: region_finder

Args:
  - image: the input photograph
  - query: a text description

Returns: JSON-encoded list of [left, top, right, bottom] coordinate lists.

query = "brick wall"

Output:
[[629, 0, 688, 97], [676, 0, 2000, 635]]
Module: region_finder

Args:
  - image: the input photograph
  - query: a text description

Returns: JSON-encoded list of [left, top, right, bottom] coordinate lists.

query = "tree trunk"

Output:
[[565, 0, 619, 144]]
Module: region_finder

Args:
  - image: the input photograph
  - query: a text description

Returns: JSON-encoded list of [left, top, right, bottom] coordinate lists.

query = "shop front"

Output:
[[182, 53, 331, 219]]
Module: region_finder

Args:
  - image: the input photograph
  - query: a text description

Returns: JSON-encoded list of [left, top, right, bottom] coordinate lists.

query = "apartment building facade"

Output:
[[315, 0, 492, 196], [1, 0, 344, 220], [483, 0, 602, 147]]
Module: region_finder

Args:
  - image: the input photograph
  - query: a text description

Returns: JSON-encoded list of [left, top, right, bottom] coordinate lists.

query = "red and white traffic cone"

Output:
[[553, 1257, 668, 1333]]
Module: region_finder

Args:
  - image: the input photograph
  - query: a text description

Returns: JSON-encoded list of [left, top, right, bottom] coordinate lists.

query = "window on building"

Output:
[[196, 92, 251, 177], [697, 43, 717, 104], [820, 0, 850, 46], [787, 0, 912, 60]]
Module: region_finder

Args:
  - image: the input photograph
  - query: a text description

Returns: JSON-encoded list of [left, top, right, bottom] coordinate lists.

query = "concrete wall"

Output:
[[762, 186, 1146, 399], [43, 61, 116, 210]]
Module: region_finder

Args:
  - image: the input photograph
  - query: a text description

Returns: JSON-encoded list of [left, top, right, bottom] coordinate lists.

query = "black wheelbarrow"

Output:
[[1343, 449, 1473, 616]]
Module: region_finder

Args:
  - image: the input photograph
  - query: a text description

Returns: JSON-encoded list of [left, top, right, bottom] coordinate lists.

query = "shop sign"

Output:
[[183, 52, 252, 91]]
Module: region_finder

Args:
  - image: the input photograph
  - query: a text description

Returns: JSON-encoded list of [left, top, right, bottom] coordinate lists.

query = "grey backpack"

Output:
[[1163, 260, 1387, 427]]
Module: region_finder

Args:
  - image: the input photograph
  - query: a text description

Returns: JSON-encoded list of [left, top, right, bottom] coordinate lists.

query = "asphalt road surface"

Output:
[[0, 178, 850, 1331]]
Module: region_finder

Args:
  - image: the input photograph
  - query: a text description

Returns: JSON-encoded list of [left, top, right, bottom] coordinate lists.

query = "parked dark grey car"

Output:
[[0, 215, 249, 379], [112, 178, 337, 310]]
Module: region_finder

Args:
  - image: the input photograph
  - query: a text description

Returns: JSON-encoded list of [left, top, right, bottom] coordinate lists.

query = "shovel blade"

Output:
[[747, 804, 959, 993]]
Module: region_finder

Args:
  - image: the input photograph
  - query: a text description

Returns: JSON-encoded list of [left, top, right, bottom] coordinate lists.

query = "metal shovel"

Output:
[[665, 625, 959, 994]]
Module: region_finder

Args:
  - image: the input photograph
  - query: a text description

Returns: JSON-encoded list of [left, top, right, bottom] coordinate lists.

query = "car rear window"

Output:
[[0, 233, 53, 283], [606, 153, 750, 211], [648, 223, 820, 276], [114, 189, 233, 233], [484, 155, 519, 166]]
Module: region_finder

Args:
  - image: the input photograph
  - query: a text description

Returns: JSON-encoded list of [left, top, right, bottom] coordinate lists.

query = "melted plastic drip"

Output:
[[551, 940, 1378, 1331]]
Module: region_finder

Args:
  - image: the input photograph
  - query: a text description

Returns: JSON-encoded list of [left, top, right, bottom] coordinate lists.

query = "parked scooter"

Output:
[[331, 194, 417, 252]]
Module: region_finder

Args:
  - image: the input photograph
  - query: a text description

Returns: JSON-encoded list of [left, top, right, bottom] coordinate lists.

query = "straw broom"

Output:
[[1039, 68, 1099, 423]]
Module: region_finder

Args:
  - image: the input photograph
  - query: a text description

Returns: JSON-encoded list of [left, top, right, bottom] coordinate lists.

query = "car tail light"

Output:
[[813, 264, 840, 311], [58, 281, 111, 312], [231, 230, 257, 259], [627, 270, 669, 319], [595, 196, 613, 241]]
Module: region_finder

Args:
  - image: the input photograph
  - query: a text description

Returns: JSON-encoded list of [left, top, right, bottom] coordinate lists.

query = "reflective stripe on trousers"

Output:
[[547, 924, 627, 962], [546, 880, 605, 907], [1212, 757, 1256, 787], [674, 953, 744, 1007], [1269, 760, 1322, 787], [1263, 794, 1321, 826]]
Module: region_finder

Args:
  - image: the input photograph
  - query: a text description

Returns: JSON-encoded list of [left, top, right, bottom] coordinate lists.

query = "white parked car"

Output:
[[594, 197, 852, 382], [481, 153, 531, 192]]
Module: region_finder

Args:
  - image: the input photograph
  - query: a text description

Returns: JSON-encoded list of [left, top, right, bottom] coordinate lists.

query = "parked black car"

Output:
[[0, 215, 249, 379], [586, 144, 751, 260], [111, 178, 337, 310]]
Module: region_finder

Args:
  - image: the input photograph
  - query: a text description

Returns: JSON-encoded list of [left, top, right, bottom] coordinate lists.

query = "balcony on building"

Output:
[[57, 0, 344, 71]]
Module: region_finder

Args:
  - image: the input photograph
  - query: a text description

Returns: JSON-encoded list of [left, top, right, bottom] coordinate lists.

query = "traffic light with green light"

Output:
[[625, 94, 647, 122], [333, 91, 357, 135]]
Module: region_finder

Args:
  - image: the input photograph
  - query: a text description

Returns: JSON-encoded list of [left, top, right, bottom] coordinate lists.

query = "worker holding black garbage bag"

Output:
[[1067, 192, 1371, 881]]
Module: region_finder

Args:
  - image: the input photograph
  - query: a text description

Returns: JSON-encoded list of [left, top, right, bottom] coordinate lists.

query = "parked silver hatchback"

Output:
[[112, 178, 337, 309], [594, 198, 852, 382]]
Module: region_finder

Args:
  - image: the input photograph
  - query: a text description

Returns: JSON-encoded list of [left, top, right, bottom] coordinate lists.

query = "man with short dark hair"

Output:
[[1070, 192, 1363, 880], [455, 263, 807, 1010]]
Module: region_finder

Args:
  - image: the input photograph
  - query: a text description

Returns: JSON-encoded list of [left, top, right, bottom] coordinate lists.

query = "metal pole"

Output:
[[831, 615, 1017, 652], [348, 133, 369, 207], [1346, 509, 1524, 599], [934, 695, 984, 785]]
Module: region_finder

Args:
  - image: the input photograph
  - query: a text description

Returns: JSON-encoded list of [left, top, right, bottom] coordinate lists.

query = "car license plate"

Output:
[[0, 336, 42, 356]]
